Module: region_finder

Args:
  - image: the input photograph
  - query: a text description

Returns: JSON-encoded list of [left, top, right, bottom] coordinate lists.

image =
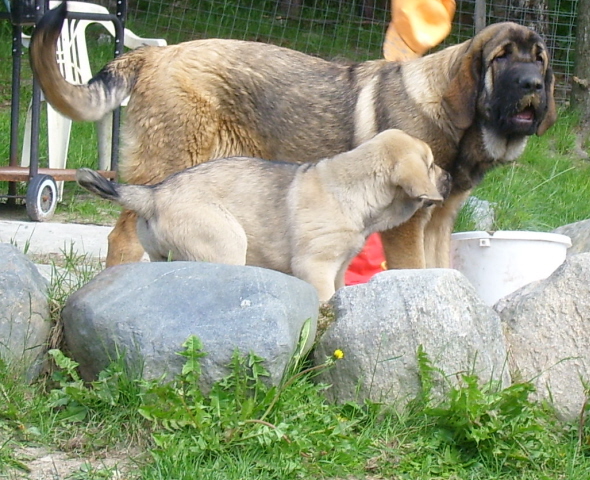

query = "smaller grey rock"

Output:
[[0, 244, 50, 379], [314, 269, 510, 407], [62, 262, 318, 391], [496, 253, 590, 421], [553, 219, 590, 256], [463, 196, 495, 230]]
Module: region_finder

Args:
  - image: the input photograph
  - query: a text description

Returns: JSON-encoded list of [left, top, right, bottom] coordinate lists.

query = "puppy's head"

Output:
[[375, 129, 451, 206]]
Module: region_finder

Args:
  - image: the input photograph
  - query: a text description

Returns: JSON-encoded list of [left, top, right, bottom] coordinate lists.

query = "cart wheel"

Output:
[[26, 174, 58, 222]]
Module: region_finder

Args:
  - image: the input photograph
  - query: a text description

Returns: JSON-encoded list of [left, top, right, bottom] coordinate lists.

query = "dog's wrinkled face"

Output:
[[480, 27, 554, 137]]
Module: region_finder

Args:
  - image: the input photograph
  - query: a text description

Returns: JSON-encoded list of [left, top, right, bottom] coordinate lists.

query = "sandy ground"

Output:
[[8, 446, 141, 480]]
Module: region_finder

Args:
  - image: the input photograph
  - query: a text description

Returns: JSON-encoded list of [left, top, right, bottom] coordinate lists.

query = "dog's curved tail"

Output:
[[29, 2, 145, 122], [76, 168, 155, 218]]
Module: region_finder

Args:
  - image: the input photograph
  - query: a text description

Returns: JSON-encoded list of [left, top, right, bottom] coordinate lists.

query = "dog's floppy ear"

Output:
[[537, 66, 557, 136], [441, 39, 483, 130], [403, 186, 444, 206], [416, 192, 444, 207], [397, 165, 444, 206]]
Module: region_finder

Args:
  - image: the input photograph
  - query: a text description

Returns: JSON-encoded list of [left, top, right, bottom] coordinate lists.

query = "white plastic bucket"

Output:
[[451, 231, 572, 306]]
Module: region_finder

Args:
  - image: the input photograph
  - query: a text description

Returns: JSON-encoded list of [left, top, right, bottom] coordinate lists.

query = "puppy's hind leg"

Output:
[[181, 208, 248, 266]]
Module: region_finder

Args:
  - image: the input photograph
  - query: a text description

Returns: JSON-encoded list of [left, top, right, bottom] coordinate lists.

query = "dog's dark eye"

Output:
[[495, 44, 513, 62], [494, 51, 509, 62], [536, 51, 545, 64]]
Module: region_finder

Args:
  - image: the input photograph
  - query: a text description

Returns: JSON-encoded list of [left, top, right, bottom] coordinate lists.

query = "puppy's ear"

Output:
[[537, 66, 557, 136], [409, 190, 444, 207], [398, 170, 444, 206], [418, 193, 444, 207]]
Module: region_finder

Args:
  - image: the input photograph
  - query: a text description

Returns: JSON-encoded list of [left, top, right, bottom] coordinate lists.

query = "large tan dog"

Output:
[[30, 3, 556, 269], [76, 129, 450, 301]]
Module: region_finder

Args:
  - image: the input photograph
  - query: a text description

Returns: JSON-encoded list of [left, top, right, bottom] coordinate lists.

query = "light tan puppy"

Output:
[[77, 130, 450, 301]]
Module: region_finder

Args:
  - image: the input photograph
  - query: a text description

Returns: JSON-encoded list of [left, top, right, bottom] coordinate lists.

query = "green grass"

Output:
[[127, 0, 387, 60], [2, 310, 590, 479]]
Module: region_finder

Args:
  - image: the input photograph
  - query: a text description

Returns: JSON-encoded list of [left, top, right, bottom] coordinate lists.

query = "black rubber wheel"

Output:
[[25, 174, 58, 222]]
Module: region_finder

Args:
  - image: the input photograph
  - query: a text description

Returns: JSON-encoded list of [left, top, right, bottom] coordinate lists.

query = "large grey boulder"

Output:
[[313, 269, 510, 406], [496, 253, 590, 421], [553, 219, 590, 256], [0, 244, 50, 379], [62, 262, 318, 390]]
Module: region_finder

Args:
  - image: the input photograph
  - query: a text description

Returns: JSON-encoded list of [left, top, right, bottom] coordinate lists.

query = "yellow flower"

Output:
[[333, 349, 344, 360]]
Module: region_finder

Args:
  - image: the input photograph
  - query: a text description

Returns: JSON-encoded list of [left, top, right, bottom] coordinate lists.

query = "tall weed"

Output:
[[407, 347, 562, 474], [138, 334, 361, 478]]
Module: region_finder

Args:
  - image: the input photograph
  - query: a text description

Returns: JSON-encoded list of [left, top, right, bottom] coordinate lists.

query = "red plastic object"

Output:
[[344, 233, 387, 286]]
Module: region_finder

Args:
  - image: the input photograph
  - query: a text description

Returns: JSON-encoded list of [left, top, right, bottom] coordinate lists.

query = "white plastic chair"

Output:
[[21, 1, 167, 200]]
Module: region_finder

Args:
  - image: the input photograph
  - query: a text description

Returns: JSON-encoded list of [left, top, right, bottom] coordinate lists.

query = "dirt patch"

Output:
[[10, 446, 141, 480]]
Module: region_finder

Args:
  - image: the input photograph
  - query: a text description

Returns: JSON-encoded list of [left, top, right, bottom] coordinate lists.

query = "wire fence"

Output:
[[111, 0, 578, 104]]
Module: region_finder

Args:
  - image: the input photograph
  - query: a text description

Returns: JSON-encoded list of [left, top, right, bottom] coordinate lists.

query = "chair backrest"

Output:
[[49, 0, 114, 84], [22, 1, 166, 86]]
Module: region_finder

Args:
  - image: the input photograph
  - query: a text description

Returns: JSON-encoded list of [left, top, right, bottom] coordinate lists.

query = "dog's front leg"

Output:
[[423, 190, 471, 268], [292, 258, 338, 303], [334, 265, 348, 292], [106, 209, 146, 267], [380, 208, 432, 269]]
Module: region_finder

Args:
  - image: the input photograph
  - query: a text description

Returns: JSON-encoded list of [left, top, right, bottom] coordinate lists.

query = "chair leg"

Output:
[[21, 102, 34, 169], [96, 114, 113, 172], [46, 105, 72, 202]]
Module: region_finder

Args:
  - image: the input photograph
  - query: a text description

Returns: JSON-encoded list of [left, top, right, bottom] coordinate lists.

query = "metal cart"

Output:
[[0, 0, 125, 221]]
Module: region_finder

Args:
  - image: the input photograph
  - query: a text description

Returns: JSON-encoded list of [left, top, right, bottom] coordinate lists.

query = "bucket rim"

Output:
[[451, 230, 572, 247]]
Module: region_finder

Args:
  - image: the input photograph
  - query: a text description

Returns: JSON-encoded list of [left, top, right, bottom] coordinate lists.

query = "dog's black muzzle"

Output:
[[490, 63, 547, 136]]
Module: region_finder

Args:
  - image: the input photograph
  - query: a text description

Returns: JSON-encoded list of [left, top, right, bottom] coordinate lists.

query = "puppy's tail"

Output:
[[29, 2, 146, 121], [76, 168, 155, 218]]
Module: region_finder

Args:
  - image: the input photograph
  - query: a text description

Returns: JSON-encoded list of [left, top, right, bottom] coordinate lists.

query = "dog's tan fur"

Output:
[[77, 130, 450, 301], [30, 4, 557, 268]]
